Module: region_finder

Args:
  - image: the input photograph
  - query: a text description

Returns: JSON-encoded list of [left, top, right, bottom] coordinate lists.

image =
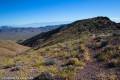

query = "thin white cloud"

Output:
[[111, 18, 120, 23]]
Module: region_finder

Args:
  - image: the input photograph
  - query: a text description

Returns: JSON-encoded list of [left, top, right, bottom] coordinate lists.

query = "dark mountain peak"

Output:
[[71, 16, 112, 26], [90, 16, 113, 24], [68, 16, 117, 32], [91, 16, 110, 21], [80, 16, 112, 24]]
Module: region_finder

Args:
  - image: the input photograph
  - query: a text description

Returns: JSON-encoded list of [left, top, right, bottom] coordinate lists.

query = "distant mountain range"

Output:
[[0, 25, 61, 41], [8, 21, 71, 27]]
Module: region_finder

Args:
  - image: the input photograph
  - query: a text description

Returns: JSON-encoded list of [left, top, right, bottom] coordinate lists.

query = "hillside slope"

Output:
[[22, 17, 120, 48], [19, 17, 120, 80], [0, 40, 29, 57]]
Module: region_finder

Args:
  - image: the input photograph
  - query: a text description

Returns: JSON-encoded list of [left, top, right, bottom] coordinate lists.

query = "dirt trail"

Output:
[[76, 48, 120, 80], [76, 58, 104, 80]]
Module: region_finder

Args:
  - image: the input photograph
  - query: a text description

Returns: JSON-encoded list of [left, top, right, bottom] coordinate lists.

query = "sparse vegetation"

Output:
[[0, 17, 120, 80], [95, 46, 120, 68]]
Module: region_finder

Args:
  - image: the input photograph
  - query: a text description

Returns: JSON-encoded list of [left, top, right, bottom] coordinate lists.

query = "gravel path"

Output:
[[76, 49, 120, 80]]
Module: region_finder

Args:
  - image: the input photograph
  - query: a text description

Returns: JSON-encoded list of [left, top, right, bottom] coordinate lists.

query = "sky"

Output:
[[0, 0, 120, 26]]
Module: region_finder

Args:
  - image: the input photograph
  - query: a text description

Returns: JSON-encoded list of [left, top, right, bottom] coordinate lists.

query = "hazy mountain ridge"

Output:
[[0, 25, 60, 41], [17, 21, 71, 27]]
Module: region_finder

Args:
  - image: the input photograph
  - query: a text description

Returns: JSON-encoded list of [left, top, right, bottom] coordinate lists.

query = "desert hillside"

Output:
[[0, 40, 29, 56], [0, 17, 120, 80]]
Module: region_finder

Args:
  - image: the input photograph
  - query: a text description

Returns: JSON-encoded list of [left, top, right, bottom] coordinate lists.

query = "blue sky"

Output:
[[0, 0, 120, 26]]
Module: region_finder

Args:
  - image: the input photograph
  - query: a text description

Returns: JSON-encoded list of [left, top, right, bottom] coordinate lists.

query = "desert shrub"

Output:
[[46, 66, 58, 74], [59, 66, 75, 80], [32, 63, 43, 68], [107, 59, 120, 68], [14, 53, 45, 69], [88, 38, 108, 50], [96, 53, 108, 62], [45, 48, 50, 51], [44, 60, 56, 66], [0, 58, 15, 69], [33, 72, 54, 80], [69, 50, 78, 58], [96, 47, 119, 62], [64, 58, 84, 67], [0, 70, 5, 78], [95, 46, 120, 68]]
